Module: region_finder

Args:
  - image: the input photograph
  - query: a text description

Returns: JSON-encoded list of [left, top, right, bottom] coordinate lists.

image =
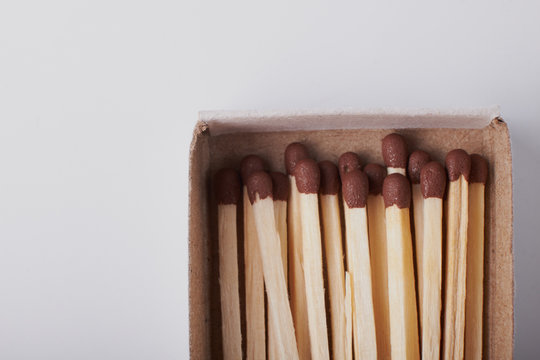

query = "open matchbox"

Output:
[[188, 108, 514, 359]]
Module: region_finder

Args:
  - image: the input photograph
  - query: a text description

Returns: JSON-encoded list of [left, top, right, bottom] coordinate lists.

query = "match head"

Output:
[[246, 171, 273, 204], [363, 163, 387, 195], [470, 154, 488, 184], [319, 161, 340, 195], [408, 150, 431, 184], [292, 158, 320, 194], [215, 168, 242, 205], [445, 149, 471, 182], [420, 161, 447, 199], [382, 133, 408, 169], [382, 173, 411, 209], [270, 171, 290, 201], [338, 152, 362, 178], [341, 169, 369, 208], [240, 155, 266, 184], [285, 142, 310, 175]]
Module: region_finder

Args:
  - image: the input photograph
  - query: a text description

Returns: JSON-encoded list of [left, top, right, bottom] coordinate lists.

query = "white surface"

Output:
[[0, 1, 539, 358]]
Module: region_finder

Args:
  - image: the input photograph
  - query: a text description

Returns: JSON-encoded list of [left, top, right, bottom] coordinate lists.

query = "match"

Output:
[[345, 271, 353, 360], [342, 169, 378, 360], [214, 168, 243, 360], [338, 151, 362, 178], [442, 149, 471, 360], [383, 173, 420, 360], [382, 133, 408, 176]]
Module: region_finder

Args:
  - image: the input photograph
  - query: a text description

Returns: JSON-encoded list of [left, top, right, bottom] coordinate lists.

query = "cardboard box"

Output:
[[188, 108, 513, 359]]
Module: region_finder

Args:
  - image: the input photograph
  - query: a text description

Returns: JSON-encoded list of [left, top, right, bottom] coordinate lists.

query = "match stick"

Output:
[[338, 151, 362, 178], [442, 149, 471, 360], [364, 163, 391, 359], [465, 154, 488, 360], [382, 133, 408, 176], [285, 142, 311, 360], [383, 173, 420, 360], [215, 168, 243, 360], [268, 171, 290, 360], [293, 158, 330, 360], [246, 171, 299, 360], [240, 155, 266, 359], [420, 162, 446, 360], [408, 150, 431, 332], [345, 271, 353, 360], [342, 169, 378, 360], [318, 161, 346, 360]]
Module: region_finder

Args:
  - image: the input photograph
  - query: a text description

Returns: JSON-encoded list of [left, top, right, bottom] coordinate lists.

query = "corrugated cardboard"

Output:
[[188, 109, 514, 359]]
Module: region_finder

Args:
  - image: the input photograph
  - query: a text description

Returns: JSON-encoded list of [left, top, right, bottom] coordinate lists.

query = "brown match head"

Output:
[[246, 171, 273, 204], [363, 163, 387, 195], [408, 150, 431, 184], [214, 168, 241, 205], [292, 158, 320, 194], [382, 173, 411, 209], [470, 154, 488, 184], [319, 161, 340, 195], [285, 142, 310, 175], [420, 161, 446, 199], [341, 169, 369, 208], [382, 133, 408, 169], [445, 149, 471, 182], [338, 152, 361, 178], [240, 155, 266, 184], [270, 171, 290, 201]]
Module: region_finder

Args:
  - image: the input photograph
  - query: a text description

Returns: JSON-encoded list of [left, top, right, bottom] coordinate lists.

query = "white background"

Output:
[[1, 1, 538, 358]]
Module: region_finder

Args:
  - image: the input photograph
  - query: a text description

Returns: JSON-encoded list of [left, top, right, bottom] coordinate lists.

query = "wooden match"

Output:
[[420, 161, 446, 360], [342, 169, 378, 360], [364, 163, 390, 359], [246, 171, 299, 360], [285, 142, 311, 360], [240, 155, 266, 359], [345, 271, 353, 360], [215, 168, 243, 360], [382, 133, 408, 176], [383, 173, 420, 360], [318, 160, 346, 360], [293, 158, 330, 360], [465, 154, 488, 360], [442, 149, 471, 360], [338, 151, 362, 178]]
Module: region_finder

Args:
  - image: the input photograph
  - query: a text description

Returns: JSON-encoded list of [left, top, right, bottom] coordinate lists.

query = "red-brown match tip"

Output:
[[341, 169, 369, 208], [445, 149, 471, 182], [469, 154, 488, 184], [363, 163, 387, 195], [285, 142, 310, 175], [408, 150, 431, 184], [292, 158, 320, 194], [240, 155, 266, 184], [338, 152, 361, 178], [246, 171, 273, 204], [270, 171, 290, 201], [420, 161, 446, 199], [215, 168, 241, 205], [382, 133, 408, 169], [383, 173, 411, 209], [319, 161, 340, 196]]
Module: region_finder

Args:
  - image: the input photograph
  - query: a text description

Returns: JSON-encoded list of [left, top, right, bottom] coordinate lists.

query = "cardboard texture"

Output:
[[188, 110, 513, 359]]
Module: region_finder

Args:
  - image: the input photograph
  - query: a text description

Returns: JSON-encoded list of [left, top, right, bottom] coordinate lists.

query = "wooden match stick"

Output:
[[293, 158, 330, 360], [442, 149, 471, 360], [342, 169, 378, 360], [215, 168, 243, 360], [383, 173, 420, 360], [338, 151, 362, 178], [345, 271, 353, 360], [246, 171, 299, 360], [408, 150, 431, 332], [240, 155, 266, 359], [465, 154, 488, 360], [318, 161, 346, 360], [382, 133, 408, 176], [420, 161, 446, 360], [268, 171, 290, 360], [285, 142, 311, 360], [364, 163, 391, 359]]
